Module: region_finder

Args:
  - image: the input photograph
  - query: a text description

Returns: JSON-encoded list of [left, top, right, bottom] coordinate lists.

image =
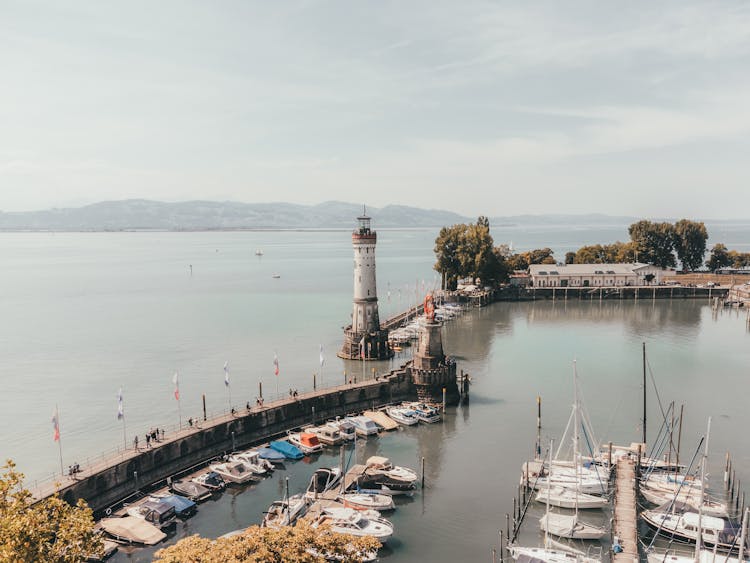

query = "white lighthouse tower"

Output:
[[339, 209, 391, 360]]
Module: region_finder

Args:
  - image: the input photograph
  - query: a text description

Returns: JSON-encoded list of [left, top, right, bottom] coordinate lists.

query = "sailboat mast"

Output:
[[573, 361, 580, 522], [695, 417, 711, 563], [642, 342, 647, 446]]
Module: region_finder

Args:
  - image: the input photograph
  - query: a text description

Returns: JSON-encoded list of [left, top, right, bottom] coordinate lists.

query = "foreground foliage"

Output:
[[0, 459, 102, 563], [154, 520, 381, 563]]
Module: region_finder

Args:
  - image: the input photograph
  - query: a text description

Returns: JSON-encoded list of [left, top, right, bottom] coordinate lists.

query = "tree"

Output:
[[673, 219, 708, 271], [0, 460, 102, 563], [153, 521, 380, 563], [572, 241, 635, 264], [706, 243, 731, 271], [433, 217, 507, 288], [628, 220, 676, 268]]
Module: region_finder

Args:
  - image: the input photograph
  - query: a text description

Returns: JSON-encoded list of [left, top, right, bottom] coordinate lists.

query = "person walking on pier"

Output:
[[145, 433, 151, 448], [133, 435, 139, 450]]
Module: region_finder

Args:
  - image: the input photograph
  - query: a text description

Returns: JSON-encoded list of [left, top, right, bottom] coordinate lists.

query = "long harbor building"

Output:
[[339, 210, 392, 360]]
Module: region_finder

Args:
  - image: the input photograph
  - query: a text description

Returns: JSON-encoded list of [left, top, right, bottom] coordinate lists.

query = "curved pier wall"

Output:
[[55, 371, 413, 514]]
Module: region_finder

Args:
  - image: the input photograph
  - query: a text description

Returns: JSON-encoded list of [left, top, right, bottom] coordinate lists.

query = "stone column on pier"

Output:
[[407, 295, 459, 404]]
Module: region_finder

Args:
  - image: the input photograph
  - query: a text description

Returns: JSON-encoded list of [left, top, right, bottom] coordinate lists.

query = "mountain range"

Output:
[[0, 199, 645, 231]]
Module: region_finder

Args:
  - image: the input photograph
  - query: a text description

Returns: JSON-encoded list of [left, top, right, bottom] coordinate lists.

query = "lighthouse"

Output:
[[338, 209, 392, 360]]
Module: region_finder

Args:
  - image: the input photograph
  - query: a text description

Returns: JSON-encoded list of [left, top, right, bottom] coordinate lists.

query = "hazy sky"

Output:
[[2, 1, 750, 217]]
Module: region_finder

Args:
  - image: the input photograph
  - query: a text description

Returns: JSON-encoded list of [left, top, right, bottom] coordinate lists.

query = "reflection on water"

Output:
[[101, 299, 750, 562]]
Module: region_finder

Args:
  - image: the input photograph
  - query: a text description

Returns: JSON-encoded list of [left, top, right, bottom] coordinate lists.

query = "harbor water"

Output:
[[1, 228, 749, 562]]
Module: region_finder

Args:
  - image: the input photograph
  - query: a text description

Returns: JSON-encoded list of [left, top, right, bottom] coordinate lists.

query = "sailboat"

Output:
[[646, 418, 749, 563], [511, 440, 602, 563], [539, 363, 608, 538]]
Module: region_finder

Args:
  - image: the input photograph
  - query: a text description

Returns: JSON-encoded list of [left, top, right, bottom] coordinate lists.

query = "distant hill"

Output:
[[0, 200, 474, 231], [0, 199, 690, 231]]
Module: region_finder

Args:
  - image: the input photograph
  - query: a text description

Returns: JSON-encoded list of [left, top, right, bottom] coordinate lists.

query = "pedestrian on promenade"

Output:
[[145, 433, 151, 448], [134, 435, 139, 450]]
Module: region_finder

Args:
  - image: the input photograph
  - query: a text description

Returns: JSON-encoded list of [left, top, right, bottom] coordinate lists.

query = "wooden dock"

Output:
[[363, 410, 399, 431], [613, 458, 639, 563]]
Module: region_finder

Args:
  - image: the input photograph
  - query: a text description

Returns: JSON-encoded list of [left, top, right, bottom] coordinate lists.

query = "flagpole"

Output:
[[55, 404, 64, 476], [118, 387, 127, 451], [223, 362, 232, 414]]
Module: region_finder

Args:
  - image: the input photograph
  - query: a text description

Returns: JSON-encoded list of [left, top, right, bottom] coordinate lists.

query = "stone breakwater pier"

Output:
[[34, 367, 415, 514]]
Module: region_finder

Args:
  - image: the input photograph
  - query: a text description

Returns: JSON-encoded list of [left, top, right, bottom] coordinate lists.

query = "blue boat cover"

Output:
[[258, 447, 286, 461], [157, 494, 196, 516], [269, 440, 304, 460]]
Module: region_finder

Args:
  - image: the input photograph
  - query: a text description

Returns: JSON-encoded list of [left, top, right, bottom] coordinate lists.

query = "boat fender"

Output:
[[105, 508, 112, 516]]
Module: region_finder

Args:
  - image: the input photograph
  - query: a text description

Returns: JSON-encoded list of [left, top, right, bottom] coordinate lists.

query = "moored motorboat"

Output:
[[148, 493, 197, 518], [99, 516, 166, 546], [308, 425, 343, 446], [209, 461, 260, 485], [170, 479, 212, 501], [403, 401, 441, 423], [365, 456, 418, 482], [269, 440, 304, 460], [642, 504, 744, 550], [305, 467, 342, 500], [262, 494, 308, 528], [310, 506, 394, 543], [288, 432, 323, 454], [385, 406, 419, 426], [259, 446, 288, 464], [344, 416, 379, 437], [228, 450, 274, 475], [125, 499, 177, 529], [326, 419, 356, 441], [191, 471, 226, 491], [338, 491, 395, 511]]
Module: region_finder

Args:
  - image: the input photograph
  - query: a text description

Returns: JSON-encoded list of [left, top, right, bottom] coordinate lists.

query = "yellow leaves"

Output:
[[0, 459, 103, 563], [154, 521, 381, 563]]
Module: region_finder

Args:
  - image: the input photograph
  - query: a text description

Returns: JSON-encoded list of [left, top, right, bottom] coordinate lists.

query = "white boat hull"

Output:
[[540, 513, 606, 540], [535, 487, 608, 509]]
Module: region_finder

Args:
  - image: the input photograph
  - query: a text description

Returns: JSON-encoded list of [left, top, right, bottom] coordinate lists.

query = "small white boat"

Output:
[[308, 425, 343, 446], [311, 506, 394, 543], [99, 516, 166, 546], [385, 406, 419, 426], [326, 419, 356, 441], [509, 545, 601, 563], [642, 507, 743, 550], [644, 473, 705, 491], [209, 461, 259, 484], [535, 486, 608, 509], [272, 273, 281, 279], [365, 456, 418, 482], [288, 431, 323, 454], [191, 471, 225, 490], [305, 467, 342, 500], [345, 416, 379, 437], [262, 494, 308, 528], [539, 513, 606, 540], [228, 450, 274, 475], [403, 401, 441, 423], [255, 249, 263, 256], [338, 492, 395, 512]]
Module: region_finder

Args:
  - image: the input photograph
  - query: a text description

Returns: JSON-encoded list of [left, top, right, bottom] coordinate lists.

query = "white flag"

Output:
[[319, 344, 325, 367], [117, 388, 124, 420], [223, 361, 230, 387]]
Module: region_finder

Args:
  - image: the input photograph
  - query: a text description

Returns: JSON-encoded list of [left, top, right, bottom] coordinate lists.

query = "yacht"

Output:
[[640, 486, 728, 517], [99, 516, 166, 546], [170, 479, 212, 501], [509, 545, 601, 563], [358, 456, 418, 493], [534, 486, 608, 509], [209, 461, 260, 484], [642, 504, 745, 550], [338, 491, 395, 511], [539, 513, 606, 540]]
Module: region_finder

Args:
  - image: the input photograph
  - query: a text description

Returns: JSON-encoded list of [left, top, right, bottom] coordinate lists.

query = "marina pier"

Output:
[[613, 458, 638, 563]]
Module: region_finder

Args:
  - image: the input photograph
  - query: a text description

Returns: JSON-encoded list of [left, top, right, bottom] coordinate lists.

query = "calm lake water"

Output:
[[1, 227, 749, 562]]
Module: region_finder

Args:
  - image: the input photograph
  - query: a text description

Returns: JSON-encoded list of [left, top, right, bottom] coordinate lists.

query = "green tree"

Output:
[[628, 220, 676, 268], [706, 243, 731, 271], [154, 521, 380, 563], [573, 241, 635, 264], [0, 460, 102, 562], [434, 217, 506, 288], [728, 250, 750, 269], [673, 219, 708, 271]]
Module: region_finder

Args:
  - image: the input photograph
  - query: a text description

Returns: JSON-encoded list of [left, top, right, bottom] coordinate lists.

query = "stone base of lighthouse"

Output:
[[338, 328, 393, 360]]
